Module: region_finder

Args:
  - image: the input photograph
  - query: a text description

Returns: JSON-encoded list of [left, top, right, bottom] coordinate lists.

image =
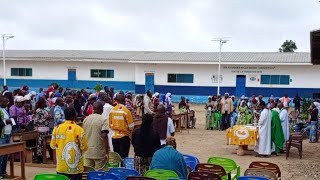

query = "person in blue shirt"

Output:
[[150, 137, 187, 179], [54, 87, 64, 98], [53, 98, 65, 126]]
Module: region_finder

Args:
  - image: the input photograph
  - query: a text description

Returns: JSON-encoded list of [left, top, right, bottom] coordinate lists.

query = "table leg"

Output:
[[237, 145, 245, 156], [9, 154, 14, 178], [43, 139, 47, 164], [21, 150, 25, 180], [53, 150, 56, 164]]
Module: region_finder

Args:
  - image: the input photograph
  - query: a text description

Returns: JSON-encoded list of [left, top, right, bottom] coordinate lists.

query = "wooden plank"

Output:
[[0, 142, 25, 155]]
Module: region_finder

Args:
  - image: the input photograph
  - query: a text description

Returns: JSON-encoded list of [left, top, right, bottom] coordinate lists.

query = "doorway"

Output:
[[145, 73, 154, 93], [68, 69, 76, 88], [236, 75, 246, 97]]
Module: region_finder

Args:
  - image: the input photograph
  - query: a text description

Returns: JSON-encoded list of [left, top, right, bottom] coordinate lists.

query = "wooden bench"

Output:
[[0, 142, 26, 180], [12, 130, 39, 163], [42, 134, 57, 164]]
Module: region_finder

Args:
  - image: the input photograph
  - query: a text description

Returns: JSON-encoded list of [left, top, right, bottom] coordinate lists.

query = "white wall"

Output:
[[135, 63, 320, 88], [0, 60, 135, 82]]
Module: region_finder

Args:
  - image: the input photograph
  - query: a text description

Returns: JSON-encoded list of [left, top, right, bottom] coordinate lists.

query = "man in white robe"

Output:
[[278, 103, 290, 145], [255, 101, 272, 156]]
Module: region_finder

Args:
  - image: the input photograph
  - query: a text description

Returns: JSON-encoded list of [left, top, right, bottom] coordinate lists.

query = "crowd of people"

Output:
[[1, 84, 319, 179], [0, 85, 191, 179], [205, 92, 319, 157]]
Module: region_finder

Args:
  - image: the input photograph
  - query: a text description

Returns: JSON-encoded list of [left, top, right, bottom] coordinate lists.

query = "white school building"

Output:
[[0, 50, 319, 102]]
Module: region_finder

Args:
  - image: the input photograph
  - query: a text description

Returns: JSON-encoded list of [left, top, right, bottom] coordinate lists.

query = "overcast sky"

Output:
[[1, 0, 320, 52]]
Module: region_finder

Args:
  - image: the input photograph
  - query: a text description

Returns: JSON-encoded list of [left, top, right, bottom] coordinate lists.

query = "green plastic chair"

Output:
[[106, 152, 122, 168], [34, 173, 69, 180], [207, 157, 240, 180], [145, 169, 179, 180]]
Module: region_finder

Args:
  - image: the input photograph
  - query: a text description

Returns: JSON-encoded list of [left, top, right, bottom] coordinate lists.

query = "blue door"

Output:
[[68, 69, 76, 88], [236, 75, 246, 97], [145, 73, 154, 93]]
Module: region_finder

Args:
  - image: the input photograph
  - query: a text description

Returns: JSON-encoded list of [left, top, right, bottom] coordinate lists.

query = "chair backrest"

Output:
[[124, 157, 135, 170], [109, 168, 140, 180], [195, 163, 227, 177], [34, 173, 69, 180], [125, 177, 156, 180], [145, 169, 179, 180], [244, 168, 278, 180], [183, 154, 200, 171], [88, 171, 119, 180], [107, 152, 122, 167], [249, 161, 281, 178], [207, 157, 238, 174], [188, 171, 222, 180], [237, 176, 269, 180]]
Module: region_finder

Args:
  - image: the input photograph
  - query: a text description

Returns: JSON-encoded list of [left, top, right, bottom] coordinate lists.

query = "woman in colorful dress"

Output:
[[205, 96, 214, 130], [237, 101, 248, 125], [33, 98, 51, 163]]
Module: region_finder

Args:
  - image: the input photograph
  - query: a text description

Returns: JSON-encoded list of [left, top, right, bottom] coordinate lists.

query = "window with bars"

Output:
[[11, 68, 32, 76], [260, 75, 290, 85], [91, 69, 114, 78], [168, 74, 194, 83]]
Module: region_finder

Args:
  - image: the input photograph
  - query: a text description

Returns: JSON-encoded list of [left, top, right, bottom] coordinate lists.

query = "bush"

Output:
[[300, 98, 312, 120], [94, 84, 103, 92]]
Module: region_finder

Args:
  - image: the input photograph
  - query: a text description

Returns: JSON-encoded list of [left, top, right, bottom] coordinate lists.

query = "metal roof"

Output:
[[0, 50, 311, 65]]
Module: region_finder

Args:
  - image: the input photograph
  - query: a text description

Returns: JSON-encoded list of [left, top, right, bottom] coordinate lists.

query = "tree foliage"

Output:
[[279, 40, 298, 52], [94, 83, 103, 92]]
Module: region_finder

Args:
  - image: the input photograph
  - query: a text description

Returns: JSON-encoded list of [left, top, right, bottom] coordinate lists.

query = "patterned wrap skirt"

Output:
[[134, 156, 152, 175]]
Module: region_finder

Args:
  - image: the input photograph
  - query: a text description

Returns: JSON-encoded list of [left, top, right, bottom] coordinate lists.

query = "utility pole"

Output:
[[1, 34, 15, 86], [212, 38, 229, 95]]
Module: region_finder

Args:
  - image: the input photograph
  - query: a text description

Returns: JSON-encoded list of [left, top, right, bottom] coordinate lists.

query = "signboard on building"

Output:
[[223, 66, 276, 74]]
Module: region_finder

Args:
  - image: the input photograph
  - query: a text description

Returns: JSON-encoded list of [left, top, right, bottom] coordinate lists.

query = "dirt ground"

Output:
[[11, 104, 320, 180]]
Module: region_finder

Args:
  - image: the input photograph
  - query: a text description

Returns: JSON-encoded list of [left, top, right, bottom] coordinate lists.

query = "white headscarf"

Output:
[[152, 92, 160, 99], [165, 93, 172, 104]]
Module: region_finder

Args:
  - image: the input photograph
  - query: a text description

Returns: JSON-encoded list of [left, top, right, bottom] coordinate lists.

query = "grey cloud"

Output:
[[0, 0, 319, 52]]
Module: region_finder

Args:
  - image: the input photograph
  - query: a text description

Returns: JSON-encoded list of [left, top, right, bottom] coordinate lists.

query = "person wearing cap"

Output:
[[150, 137, 188, 179], [220, 93, 233, 130], [9, 96, 29, 130], [83, 94, 96, 116], [254, 101, 272, 156], [53, 98, 66, 127]]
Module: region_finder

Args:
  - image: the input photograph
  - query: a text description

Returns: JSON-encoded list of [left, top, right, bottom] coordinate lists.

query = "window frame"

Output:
[[11, 68, 32, 77], [260, 74, 290, 85], [90, 69, 114, 78], [167, 73, 194, 83]]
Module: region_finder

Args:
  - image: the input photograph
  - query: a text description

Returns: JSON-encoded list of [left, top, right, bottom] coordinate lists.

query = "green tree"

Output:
[[94, 83, 103, 92], [279, 40, 298, 52]]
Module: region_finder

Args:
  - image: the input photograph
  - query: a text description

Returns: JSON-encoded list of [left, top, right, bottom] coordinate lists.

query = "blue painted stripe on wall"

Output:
[[1, 79, 135, 93], [136, 85, 320, 98]]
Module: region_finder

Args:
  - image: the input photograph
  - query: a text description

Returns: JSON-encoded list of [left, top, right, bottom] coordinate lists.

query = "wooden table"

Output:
[[226, 125, 258, 156], [12, 130, 39, 142], [12, 130, 39, 163], [42, 134, 56, 164], [171, 114, 182, 132], [0, 142, 25, 180]]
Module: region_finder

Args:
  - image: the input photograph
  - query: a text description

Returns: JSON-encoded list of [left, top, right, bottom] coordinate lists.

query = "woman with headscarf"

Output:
[[134, 95, 143, 118], [83, 94, 96, 116], [132, 114, 161, 175], [33, 98, 51, 163], [150, 137, 188, 179], [165, 93, 174, 115], [237, 100, 248, 125], [153, 104, 175, 146], [152, 92, 160, 112], [9, 96, 28, 131]]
